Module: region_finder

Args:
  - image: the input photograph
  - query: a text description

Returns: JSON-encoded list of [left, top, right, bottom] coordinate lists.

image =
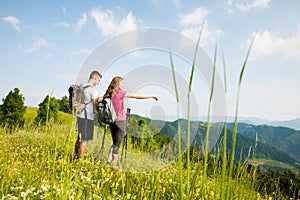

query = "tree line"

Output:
[[0, 87, 71, 131]]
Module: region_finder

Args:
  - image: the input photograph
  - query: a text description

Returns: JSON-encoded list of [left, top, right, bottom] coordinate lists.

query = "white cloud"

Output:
[[23, 38, 52, 53], [181, 24, 224, 46], [74, 12, 87, 32], [228, 0, 271, 13], [1, 16, 21, 31], [90, 8, 137, 36], [53, 21, 71, 28], [179, 7, 208, 26], [249, 25, 300, 59], [227, 0, 235, 14], [179, 7, 224, 46]]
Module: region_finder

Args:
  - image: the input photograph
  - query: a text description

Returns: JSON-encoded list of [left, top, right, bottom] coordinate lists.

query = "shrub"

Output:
[[0, 88, 26, 131], [58, 95, 72, 114], [35, 95, 59, 125]]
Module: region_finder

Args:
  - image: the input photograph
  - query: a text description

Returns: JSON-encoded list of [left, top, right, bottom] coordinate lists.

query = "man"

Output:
[[75, 70, 102, 158]]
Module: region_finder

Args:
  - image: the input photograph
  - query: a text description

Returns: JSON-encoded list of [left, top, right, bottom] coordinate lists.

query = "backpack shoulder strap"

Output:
[[82, 84, 94, 105], [83, 85, 92, 90]]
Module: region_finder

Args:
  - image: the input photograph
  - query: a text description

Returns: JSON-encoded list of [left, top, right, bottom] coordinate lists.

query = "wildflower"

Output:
[[21, 192, 27, 198], [40, 184, 50, 192], [80, 172, 91, 182], [2, 194, 18, 200], [10, 186, 23, 191], [53, 185, 63, 195]]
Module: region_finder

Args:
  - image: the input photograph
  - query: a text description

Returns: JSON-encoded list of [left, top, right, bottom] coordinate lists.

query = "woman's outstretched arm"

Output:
[[125, 95, 158, 101]]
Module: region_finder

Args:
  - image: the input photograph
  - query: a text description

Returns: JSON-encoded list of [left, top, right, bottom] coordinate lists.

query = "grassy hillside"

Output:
[[24, 107, 73, 125], [2, 112, 300, 199], [248, 158, 300, 171]]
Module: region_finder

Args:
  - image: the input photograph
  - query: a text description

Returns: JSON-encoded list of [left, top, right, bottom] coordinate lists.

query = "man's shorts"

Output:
[[77, 117, 94, 141]]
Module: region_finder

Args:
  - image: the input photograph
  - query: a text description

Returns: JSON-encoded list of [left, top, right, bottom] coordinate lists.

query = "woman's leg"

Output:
[[107, 122, 118, 165], [108, 122, 125, 168], [107, 146, 113, 164]]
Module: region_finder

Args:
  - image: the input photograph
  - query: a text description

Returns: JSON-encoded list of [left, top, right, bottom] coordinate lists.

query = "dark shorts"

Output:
[[110, 121, 126, 148], [77, 117, 94, 141]]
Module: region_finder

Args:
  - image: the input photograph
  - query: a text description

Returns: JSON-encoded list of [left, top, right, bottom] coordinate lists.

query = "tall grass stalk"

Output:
[[226, 34, 256, 200], [45, 90, 53, 127], [186, 22, 204, 197], [201, 43, 217, 197], [220, 50, 228, 199], [169, 51, 183, 200]]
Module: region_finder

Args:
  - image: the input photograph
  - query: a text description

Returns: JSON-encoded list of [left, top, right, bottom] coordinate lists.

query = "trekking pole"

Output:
[[121, 108, 131, 162], [100, 124, 107, 155]]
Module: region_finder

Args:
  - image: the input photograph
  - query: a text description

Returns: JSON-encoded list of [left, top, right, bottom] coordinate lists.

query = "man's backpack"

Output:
[[97, 98, 117, 124], [68, 84, 92, 115]]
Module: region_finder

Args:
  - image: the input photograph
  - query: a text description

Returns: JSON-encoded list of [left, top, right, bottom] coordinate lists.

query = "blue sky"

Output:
[[1, 0, 299, 121]]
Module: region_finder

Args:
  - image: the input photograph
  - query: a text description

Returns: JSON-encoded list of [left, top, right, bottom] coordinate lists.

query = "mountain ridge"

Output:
[[132, 115, 300, 170], [141, 114, 300, 130]]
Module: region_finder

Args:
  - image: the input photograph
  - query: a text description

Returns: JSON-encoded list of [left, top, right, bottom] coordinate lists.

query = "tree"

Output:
[[58, 95, 72, 114], [35, 95, 59, 125], [0, 88, 26, 131], [138, 119, 146, 127]]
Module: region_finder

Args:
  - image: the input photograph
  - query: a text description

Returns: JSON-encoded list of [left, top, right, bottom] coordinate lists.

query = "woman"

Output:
[[102, 76, 158, 168]]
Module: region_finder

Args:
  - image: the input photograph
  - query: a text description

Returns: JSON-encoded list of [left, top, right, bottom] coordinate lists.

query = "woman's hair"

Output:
[[103, 76, 124, 99]]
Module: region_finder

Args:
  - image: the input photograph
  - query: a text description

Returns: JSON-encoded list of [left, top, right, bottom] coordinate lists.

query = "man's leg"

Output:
[[74, 139, 80, 158], [79, 140, 87, 157]]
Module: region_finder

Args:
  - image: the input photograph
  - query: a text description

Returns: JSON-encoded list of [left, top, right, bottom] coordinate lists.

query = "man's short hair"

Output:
[[89, 71, 102, 80]]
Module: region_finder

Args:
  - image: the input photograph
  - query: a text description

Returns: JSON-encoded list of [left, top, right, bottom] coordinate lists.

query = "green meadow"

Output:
[[0, 107, 284, 200]]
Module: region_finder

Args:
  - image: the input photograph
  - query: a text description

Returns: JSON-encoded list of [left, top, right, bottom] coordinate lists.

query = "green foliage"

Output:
[[35, 95, 60, 125], [58, 95, 72, 114], [138, 119, 146, 127], [255, 168, 300, 199], [126, 116, 172, 153], [0, 88, 26, 131]]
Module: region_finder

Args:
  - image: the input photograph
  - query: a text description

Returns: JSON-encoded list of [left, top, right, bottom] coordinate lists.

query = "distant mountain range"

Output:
[[159, 115, 300, 130], [133, 115, 300, 171], [225, 116, 300, 131], [226, 123, 300, 162]]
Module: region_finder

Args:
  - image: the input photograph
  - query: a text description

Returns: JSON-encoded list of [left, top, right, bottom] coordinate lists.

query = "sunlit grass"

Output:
[[226, 33, 256, 200], [220, 49, 228, 200], [0, 120, 264, 199], [170, 50, 184, 200]]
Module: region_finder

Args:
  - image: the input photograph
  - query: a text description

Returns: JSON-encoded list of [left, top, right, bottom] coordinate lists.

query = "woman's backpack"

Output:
[[97, 98, 117, 124]]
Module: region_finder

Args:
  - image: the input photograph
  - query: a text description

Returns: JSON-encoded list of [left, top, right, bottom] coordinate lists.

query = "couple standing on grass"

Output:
[[74, 71, 158, 168]]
